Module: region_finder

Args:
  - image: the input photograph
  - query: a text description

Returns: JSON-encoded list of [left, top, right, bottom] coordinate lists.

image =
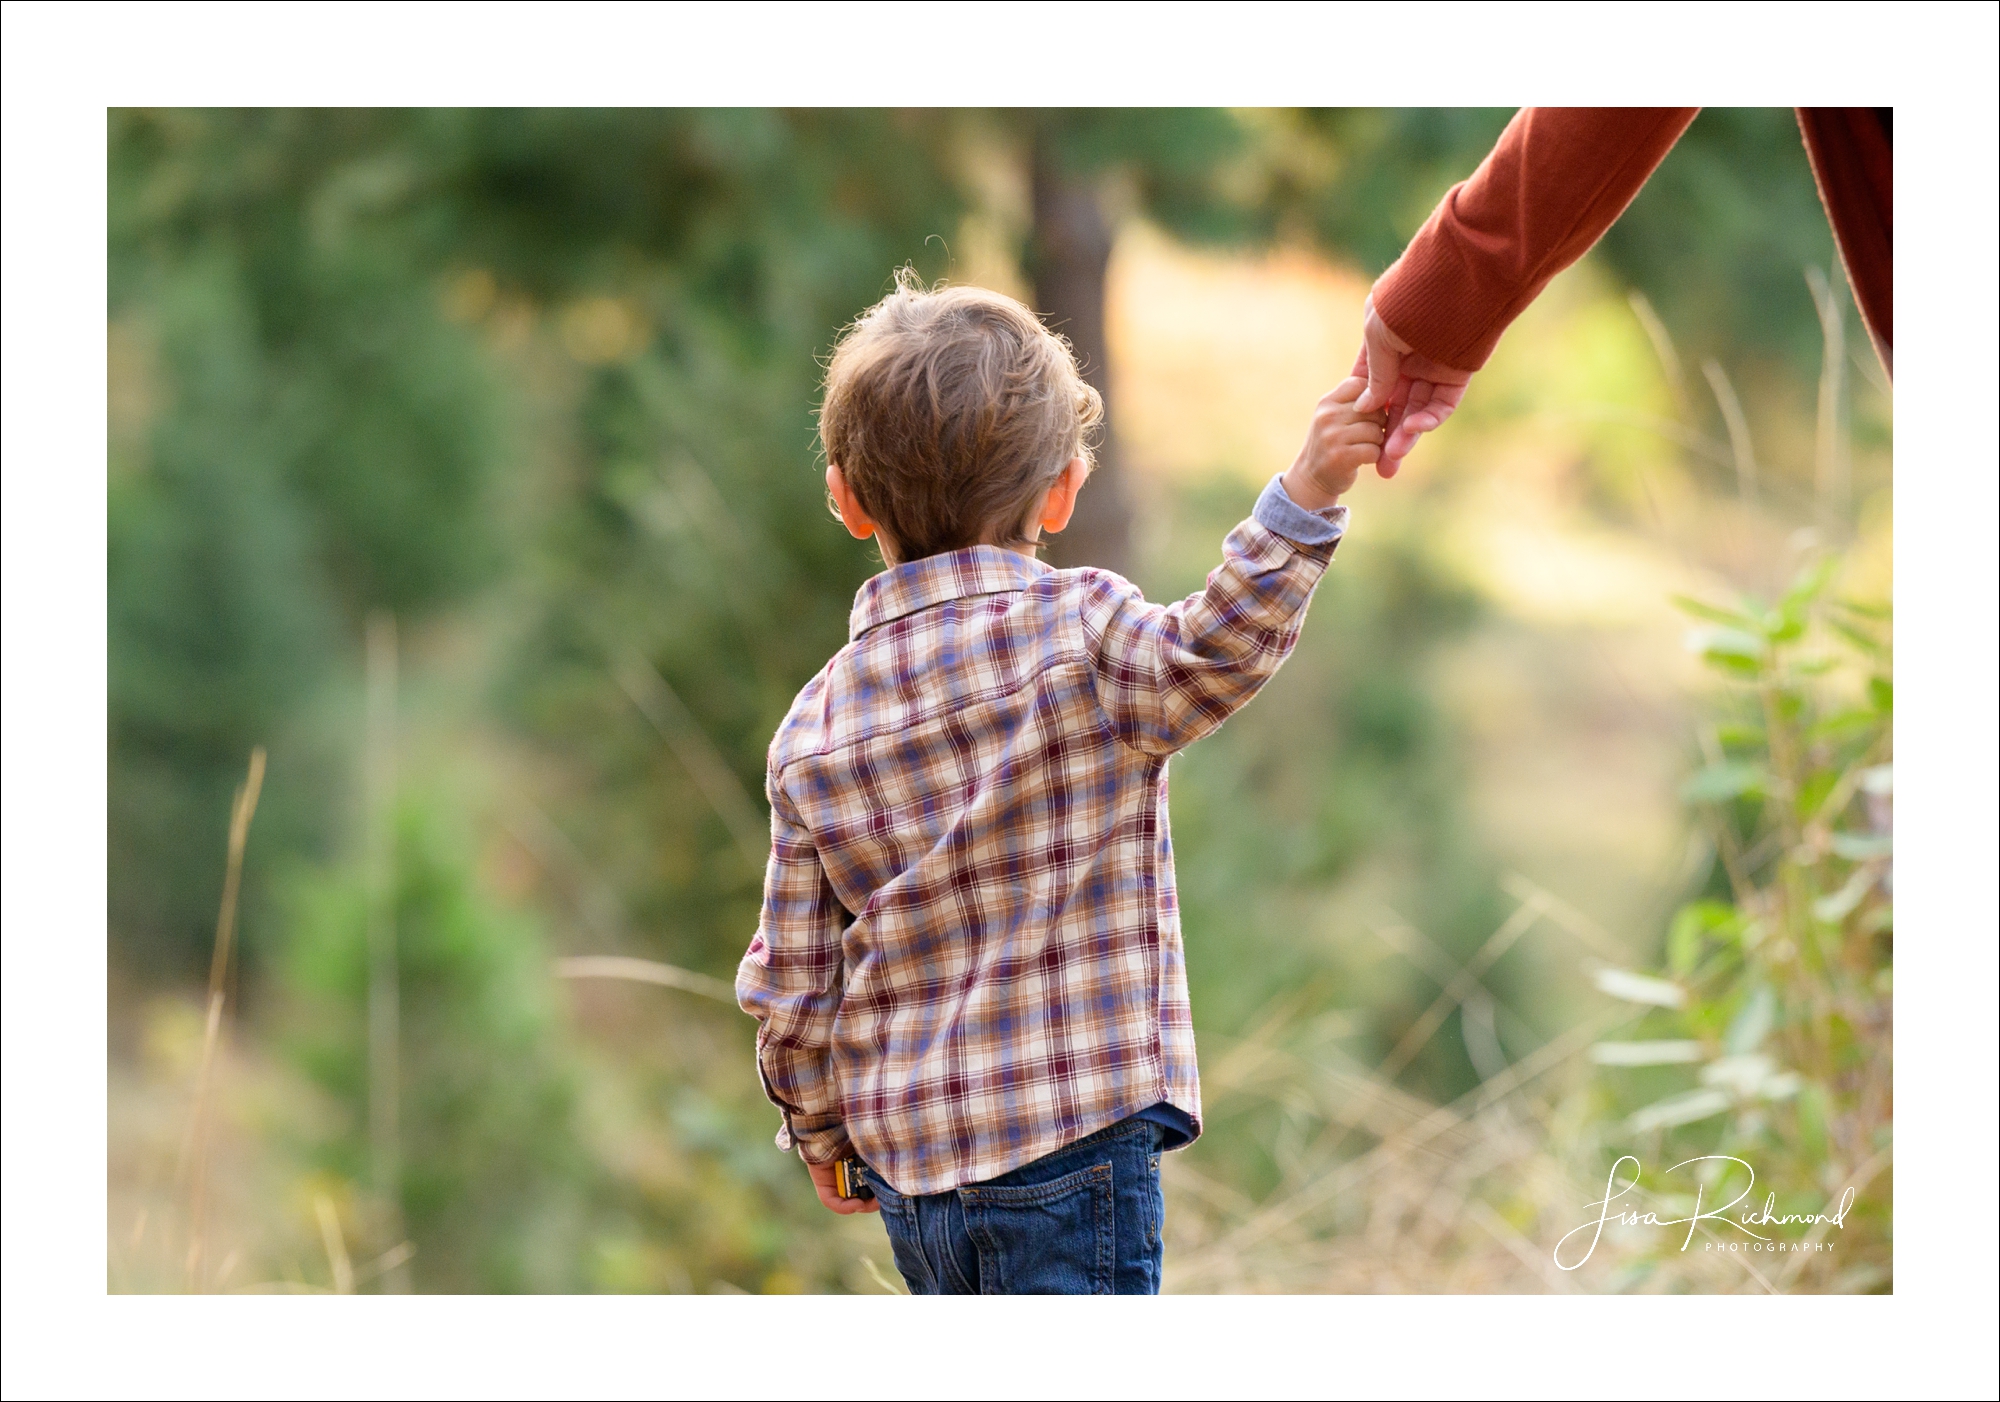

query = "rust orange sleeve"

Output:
[[1797, 107, 1892, 369], [1370, 107, 1700, 372]]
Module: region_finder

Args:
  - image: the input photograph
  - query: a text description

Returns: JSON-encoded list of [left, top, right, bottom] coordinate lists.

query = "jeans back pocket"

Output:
[[959, 1162, 1115, 1295]]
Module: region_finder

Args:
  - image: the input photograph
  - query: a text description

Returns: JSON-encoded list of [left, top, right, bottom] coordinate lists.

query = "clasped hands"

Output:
[[1351, 295, 1472, 478]]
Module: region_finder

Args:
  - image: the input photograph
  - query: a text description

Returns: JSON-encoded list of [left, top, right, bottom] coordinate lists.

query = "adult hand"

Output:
[[806, 1156, 880, 1214], [1351, 296, 1473, 478]]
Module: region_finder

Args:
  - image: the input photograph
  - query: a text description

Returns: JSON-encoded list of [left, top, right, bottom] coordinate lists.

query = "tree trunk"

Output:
[[1029, 133, 1133, 576]]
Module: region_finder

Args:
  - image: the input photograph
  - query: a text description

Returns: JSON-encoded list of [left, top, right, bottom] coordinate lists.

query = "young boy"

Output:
[[735, 277, 1386, 1294]]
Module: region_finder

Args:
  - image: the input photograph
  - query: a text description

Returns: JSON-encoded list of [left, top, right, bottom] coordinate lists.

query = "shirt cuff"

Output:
[[1254, 474, 1349, 547], [775, 1110, 852, 1164]]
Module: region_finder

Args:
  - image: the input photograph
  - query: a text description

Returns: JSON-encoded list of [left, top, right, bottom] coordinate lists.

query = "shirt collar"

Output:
[[848, 545, 1053, 640]]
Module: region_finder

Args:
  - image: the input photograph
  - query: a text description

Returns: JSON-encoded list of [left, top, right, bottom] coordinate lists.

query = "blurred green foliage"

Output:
[[1601, 109, 1838, 375], [1588, 561, 1892, 1291], [281, 794, 587, 1290]]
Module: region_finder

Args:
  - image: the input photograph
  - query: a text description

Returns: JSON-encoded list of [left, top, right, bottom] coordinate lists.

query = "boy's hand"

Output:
[[1282, 377, 1388, 512], [807, 1157, 880, 1214]]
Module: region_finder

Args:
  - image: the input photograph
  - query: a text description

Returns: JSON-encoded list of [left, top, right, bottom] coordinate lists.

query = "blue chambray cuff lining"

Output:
[[1254, 474, 1349, 546]]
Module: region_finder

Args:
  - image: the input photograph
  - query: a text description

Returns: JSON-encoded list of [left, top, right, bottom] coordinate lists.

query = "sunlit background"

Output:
[[108, 109, 1891, 1294]]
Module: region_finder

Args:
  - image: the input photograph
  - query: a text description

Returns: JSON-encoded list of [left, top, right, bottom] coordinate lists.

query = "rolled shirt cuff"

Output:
[[1254, 474, 1350, 546], [775, 1109, 853, 1164]]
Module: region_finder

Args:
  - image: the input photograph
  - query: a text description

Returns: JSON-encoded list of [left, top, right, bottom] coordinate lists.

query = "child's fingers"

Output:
[[815, 1184, 872, 1215], [1326, 376, 1368, 405], [1314, 402, 1387, 442], [1327, 442, 1380, 474]]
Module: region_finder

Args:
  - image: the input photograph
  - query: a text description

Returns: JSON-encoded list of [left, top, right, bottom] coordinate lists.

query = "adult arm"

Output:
[[1797, 107, 1892, 373], [1360, 107, 1700, 470]]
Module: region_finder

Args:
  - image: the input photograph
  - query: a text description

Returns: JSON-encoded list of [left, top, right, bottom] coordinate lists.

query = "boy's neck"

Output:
[[880, 533, 1044, 569]]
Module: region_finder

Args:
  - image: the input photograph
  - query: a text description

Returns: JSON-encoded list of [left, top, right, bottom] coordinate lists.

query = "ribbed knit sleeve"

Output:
[[1371, 107, 1699, 372]]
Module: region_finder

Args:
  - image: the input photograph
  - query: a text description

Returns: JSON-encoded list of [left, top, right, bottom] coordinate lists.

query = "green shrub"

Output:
[[1588, 556, 1891, 1292], [277, 794, 591, 1291]]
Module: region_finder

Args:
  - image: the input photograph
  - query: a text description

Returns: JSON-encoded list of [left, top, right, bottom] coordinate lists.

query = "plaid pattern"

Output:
[[737, 485, 1346, 1195]]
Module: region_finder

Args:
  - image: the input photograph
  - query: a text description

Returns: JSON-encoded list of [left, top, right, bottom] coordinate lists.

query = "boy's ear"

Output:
[[826, 462, 877, 542], [1037, 457, 1090, 535]]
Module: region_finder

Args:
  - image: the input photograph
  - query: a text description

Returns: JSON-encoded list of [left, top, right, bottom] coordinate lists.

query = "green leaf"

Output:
[[1829, 618, 1887, 657], [1795, 1082, 1830, 1161], [1757, 1070, 1802, 1101], [1788, 655, 1835, 676], [1628, 1088, 1730, 1133], [1594, 968, 1686, 1008], [1713, 722, 1765, 749], [1684, 626, 1766, 677], [1671, 594, 1759, 629], [1680, 763, 1766, 804], [1685, 626, 1764, 661], [1806, 708, 1879, 742], [1795, 769, 1837, 819], [1868, 676, 1893, 714], [1667, 900, 1740, 975], [1814, 869, 1875, 923], [1830, 831, 1892, 861], [1724, 985, 1775, 1055], [1702, 1052, 1778, 1096], [1590, 1040, 1706, 1066], [1667, 918, 1702, 976], [1780, 554, 1839, 615], [1765, 613, 1807, 645]]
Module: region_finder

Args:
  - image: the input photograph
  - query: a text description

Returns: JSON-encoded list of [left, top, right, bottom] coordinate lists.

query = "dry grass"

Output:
[[178, 747, 263, 1291], [110, 747, 416, 1295], [1162, 877, 1807, 1295]]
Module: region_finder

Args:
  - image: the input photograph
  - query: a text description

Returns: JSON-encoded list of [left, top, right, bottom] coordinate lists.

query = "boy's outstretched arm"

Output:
[[736, 780, 877, 1214], [1082, 378, 1384, 757]]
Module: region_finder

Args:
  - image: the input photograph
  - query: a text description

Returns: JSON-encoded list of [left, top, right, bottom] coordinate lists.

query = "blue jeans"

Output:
[[862, 1116, 1167, 1295]]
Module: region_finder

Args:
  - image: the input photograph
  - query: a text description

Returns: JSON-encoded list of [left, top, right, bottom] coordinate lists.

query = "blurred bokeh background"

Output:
[[108, 108, 1892, 1294]]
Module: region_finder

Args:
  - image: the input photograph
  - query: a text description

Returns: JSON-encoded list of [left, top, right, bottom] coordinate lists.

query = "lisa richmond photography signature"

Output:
[[1553, 1155, 1857, 1270]]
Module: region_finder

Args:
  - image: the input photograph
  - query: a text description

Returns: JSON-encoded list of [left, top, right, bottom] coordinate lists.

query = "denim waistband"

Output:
[[866, 1110, 1163, 1202]]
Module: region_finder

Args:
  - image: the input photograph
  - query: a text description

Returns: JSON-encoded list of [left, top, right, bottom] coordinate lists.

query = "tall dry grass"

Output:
[[112, 746, 417, 1294], [1162, 876, 1800, 1294]]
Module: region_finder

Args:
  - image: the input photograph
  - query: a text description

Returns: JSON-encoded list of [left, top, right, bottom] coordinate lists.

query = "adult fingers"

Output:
[[1404, 376, 1469, 429], [1383, 419, 1425, 462], [1375, 400, 1409, 478], [1355, 327, 1402, 415], [1382, 402, 1427, 461], [1396, 379, 1437, 436], [1385, 377, 1448, 449]]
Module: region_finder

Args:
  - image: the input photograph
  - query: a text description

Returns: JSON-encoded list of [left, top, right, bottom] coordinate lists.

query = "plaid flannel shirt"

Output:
[[736, 476, 1347, 1195]]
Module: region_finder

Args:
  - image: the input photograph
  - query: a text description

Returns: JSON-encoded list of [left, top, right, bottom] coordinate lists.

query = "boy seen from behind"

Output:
[[736, 275, 1387, 1294]]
